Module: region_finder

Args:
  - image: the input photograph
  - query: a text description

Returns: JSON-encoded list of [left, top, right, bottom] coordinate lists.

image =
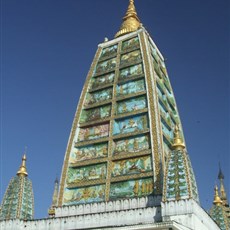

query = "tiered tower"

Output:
[[0, 155, 34, 221], [58, 0, 196, 208], [0, 1, 224, 229]]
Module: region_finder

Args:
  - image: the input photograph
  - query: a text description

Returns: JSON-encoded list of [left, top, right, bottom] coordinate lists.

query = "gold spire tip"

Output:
[[213, 185, 222, 205], [17, 154, 28, 177], [115, 0, 141, 38], [172, 125, 185, 150]]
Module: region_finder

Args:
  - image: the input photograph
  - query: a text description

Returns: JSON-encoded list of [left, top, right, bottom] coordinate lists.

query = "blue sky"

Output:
[[0, 0, 229, 219]]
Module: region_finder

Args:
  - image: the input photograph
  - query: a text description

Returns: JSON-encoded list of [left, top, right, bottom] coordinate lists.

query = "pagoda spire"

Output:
[[0, 154, 34, 220], [218, 164, 228, 206], [163, 125, 199, 202], [115, 0, 141, 38], [48, 177, 59, 217], [17, 154, 28, 177]]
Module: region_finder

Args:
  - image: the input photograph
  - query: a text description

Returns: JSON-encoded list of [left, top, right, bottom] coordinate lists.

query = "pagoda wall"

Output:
[[162, 199, 220, 230]]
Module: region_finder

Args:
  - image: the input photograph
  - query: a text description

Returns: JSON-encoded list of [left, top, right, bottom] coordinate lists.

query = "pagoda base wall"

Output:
[[162, 199, 220, 230]]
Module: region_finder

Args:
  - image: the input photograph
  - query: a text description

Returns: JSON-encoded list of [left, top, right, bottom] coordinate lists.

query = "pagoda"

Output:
[[0, 154, 34, 221], [0, 1, 223, 229]]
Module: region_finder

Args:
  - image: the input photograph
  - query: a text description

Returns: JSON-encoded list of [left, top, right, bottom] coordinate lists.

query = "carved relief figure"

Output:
[[70, 143, 108, 164], [111, 156, 152, 177], [80, 105, 111, 123], [63, 185, 105, 205], [114, 135, 149, 155], [67, 163, 106, 185], [90, 72, 114, 89], [113, 114, 148, 135], [116, 79, 145, 97], [117, 96, 146, 114], [78, 124, 109, 142], [119, 64, 143, 80], [84, 88, 113, 106], [110, 178, 153, 199]]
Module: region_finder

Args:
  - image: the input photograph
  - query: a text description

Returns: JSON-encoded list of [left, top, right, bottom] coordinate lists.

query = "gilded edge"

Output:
[[139, 32, 162, 194], [58, 47, 103, 206]]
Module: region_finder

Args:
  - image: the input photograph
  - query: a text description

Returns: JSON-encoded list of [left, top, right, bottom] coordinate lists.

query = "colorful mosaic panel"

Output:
[[113, 114, 148, 136], [122, 37, 139, 51], [70, 143, 108, 164], [0, 177, 34, 220], [110, 178, 153, 199], [161, 118, 172, 140], [90, 72, 114, 89], [84, 88, 112, 106], [113, 134, 150, 155], [95, 58, 116, 75], [80, 105, 111, 123], [111, 156, 152, 177], [78, 124, 109, 142], [166, 150, 189, 200], [116, 79, 145, 97], [120, 50, 142, 67], [67, 163, 107, 185], [63, 185, 105, 205], [100, 44, 118, 59], [119, 64, 143, 80], [116, 96, 147, 115]]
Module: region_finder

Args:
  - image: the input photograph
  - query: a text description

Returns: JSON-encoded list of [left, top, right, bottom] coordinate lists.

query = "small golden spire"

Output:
[[115, 0, 141, 38], [172, 125, 185, 150], [17, 154, 28, 177], [213, 185, 222, 206]]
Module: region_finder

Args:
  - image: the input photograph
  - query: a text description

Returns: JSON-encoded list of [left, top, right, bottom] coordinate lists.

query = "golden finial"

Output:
[[17, 154, 28, 177], [213, 185, 222, 206], [115, 0, 141, 38], [172, 125, 185, 150]]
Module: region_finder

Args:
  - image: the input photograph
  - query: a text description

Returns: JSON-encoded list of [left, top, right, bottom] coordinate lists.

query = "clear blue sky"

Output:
[[0, 0, 229, 219]]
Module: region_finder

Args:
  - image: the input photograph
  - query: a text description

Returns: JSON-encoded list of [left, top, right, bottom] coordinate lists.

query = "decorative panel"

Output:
[[113, 134, 150, 155], [120, 50, 142, 67], [67, 163, 107, 185], [70, 143, 108, 164], [95, 58, 116, 75], [84, 88, 113, 106], [80, 105, 111, 123], [78, 124, 109, 142], [122, 37, 139, 52], [63, 185, 105, 205], [90, 72, 115, 89], [113, 114, 148, 136], [110, 178, 153, 199], [111, 156, 152, 177], [100, 44, 118, 59], [116, 79, 145, 97], [119, 64, 143, 80], [116, 96, 147, 115]]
